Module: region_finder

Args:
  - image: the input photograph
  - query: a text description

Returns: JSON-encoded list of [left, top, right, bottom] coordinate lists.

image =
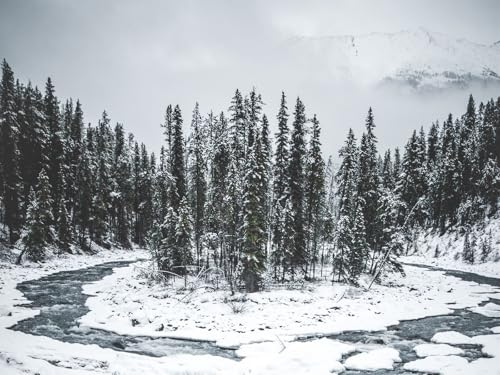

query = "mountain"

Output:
[[288, 28, 500, 91]]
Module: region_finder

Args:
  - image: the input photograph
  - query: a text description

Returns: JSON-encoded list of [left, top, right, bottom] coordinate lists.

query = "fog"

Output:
[[1, 0, 499, 157]]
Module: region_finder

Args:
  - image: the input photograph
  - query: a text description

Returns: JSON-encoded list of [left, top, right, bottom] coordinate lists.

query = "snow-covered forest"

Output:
[[1, 59, 500, 290]]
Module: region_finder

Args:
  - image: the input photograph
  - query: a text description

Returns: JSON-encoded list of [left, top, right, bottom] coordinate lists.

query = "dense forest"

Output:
[[1, 60, 499, 292]]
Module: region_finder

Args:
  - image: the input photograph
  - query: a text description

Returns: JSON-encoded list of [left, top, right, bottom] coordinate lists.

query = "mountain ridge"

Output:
[[287, 28, 500, 90]]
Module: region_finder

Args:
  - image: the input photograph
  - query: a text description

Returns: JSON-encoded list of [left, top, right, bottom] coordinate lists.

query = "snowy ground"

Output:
[[1, 247, 500, 374], [403, 215, 500, 278], [80, 260, 499, 348]]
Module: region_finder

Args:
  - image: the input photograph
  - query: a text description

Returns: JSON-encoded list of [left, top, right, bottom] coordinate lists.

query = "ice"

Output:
[[238, 338, 354, 375], [431, 331, 473, 345], [470, 302, 500, 318], [344, 347, 401, 371], [403, 355, 468, 373], [414, 343, 464, 357]]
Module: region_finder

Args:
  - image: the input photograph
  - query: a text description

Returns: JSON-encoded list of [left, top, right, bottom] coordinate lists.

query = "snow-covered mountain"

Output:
[[288, 28, 500, 91]]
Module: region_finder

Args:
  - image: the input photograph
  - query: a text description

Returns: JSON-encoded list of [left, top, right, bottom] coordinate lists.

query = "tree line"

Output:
[[1, 59, 499, 291], [0, 60, 156, 261]]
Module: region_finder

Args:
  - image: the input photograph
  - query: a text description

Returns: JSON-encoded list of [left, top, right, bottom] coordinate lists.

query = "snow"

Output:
[[402, 215, 500, 279], [403, 355, 469, 373], [414, 343, 464, 357], [2, 247, 500, 374], [344, 347, 401, 371], [289, 28, 500, 89], [405, 334, 500, 374], [237, 338, 354, 374], [431, 331, 473, 345], [471, 302, 500, 317], [79, 260, 499, 348], [492, 326, 500, 334]]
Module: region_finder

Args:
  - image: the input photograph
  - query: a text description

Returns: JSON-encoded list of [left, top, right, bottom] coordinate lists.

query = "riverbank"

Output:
[[80, 260, 499, 348], [1, 251, 500, 374]]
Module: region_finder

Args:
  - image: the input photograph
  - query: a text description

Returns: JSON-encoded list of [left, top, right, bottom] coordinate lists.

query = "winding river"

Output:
[[9, 260, 500, 373]]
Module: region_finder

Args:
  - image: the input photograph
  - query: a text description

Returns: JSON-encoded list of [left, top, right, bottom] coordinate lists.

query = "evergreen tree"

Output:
[[188, 102, 207, 267], [241, 133, 267, 292], [439, 114, 460, 232], [462, 230, 475, 264], [0, 59, 22, 243], [206, 112, 230, 268], [44, 77, 64, 224], [271, 92, 290, 279], [174, 197, 194, 275], [112, 123, 131, 248], [170, 105, 187, 212], [20, 169, 53, 262], [334, 129, 358, 282], [381, 150, 394, 190], [287, 97, 307, 278], [57, 198, 72, 252], [357, 108, 380, 251], [304, 114, 325, 278], [349, 200, 368, 284]]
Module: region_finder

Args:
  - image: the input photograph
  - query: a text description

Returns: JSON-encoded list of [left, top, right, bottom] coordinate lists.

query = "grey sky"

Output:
[[1, 0, 499, 156]]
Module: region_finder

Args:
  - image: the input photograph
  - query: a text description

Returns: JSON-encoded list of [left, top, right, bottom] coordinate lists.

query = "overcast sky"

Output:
[[1, 0, 499, 156]]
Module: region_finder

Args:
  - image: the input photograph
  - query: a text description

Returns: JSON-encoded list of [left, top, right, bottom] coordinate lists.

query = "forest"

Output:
[[1, 59, 499, 292]]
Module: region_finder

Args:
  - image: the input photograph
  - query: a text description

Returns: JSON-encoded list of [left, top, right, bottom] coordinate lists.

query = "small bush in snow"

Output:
[[224, 294, 248, 314]]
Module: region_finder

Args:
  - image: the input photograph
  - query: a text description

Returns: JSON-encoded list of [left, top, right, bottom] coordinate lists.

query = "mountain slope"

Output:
[[289, 28, 500, 90]]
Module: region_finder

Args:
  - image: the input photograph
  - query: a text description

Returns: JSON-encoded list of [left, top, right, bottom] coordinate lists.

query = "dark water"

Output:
[[9, 261, 235, 359], [337, 264, 500, 374], [8, 260, 500, 373]]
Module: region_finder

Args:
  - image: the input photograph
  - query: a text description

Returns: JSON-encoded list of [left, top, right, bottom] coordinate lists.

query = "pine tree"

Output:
[[480, 230, 493, 263], [457, 95, 477, 200], [241, 133, 267, 292], [0, 59, 22, 243], [271, 92, 290, 279], [112, 123, 131, 248], [18, 82, 46, 208], [188, 102, 207, 267], [206, 112, 230, 268], [381, 150, 394, 190], [439, 114, 460, 232], [462, 230, 475, 264], [334, 129, 358, 283], [20, 169, 53, 262], [357, 108, 380, 252], [304, 114, 325, 278], [170, 105, 187, 212], [44, 77, 64, 224], [397, 130, 427, 227], [349, 200, 368, 284], [57, 198, 72, 252], [287, 97, 307, 279], [174, 197, 194, 275], [157, 207, 178, 272]]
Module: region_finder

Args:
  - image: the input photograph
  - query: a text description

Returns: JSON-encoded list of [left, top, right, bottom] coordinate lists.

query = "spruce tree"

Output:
[[304, 114, 325, 278], [44, 77, 64, 224], [170, 105, 187, 212], [271, 92, 290, 279], [21, 169, 53, 262], [188, 102, 207, 267], [241, 133, 267, 292], [0, 59, 22, 243], [174, 197, 194, 275], [57, 198, 72, 252], [357, 108, 380, 252], [334, 129, 358, 283], [287, 97, 307, 279], [349, 200, 368, 284]]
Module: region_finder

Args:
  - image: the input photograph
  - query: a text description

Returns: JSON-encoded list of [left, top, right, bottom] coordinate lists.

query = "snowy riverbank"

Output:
[[1, 250, 500, 374], [80, 260, 499, 348]]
